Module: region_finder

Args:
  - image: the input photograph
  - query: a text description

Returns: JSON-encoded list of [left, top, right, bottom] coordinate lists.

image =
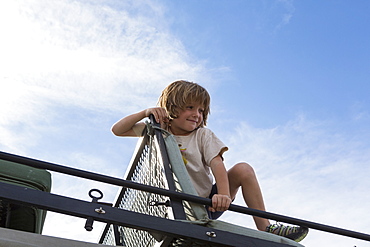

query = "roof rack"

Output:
[[0, 116, 369, 246]]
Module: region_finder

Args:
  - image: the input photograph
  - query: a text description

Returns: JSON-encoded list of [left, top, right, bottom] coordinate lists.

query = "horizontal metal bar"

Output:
[[0, 181, 293, 247], [1, 150, 370, 242]]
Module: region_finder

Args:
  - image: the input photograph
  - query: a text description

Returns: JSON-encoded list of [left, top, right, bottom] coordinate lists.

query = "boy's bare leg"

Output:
[[228, 162, 270, 231]]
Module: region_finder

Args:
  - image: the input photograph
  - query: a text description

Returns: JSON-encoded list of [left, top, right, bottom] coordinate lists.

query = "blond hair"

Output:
[[158, 80, 210, 127]]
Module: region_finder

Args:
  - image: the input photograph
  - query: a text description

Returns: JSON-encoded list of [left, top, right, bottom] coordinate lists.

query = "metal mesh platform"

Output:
[[100, 130, 175, 247]]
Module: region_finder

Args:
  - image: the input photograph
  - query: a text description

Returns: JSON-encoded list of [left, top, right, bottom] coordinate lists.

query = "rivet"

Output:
[[95, 207, 106, 214], [206, 231, 216, 238]]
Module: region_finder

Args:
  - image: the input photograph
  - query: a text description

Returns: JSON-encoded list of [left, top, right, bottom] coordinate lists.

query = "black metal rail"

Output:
[[0, 181, 291, 247], [0, 150, 369, 242]]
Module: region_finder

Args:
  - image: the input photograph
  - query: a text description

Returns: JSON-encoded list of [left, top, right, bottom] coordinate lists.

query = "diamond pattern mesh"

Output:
[[101, 135, 171, 246]]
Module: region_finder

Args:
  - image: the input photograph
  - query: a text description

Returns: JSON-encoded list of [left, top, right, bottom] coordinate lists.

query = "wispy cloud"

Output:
[[220, 114, 370, 246], [252, 0, 295, 34], [274, 0, 295, 32], [0, 0, 210, 153]]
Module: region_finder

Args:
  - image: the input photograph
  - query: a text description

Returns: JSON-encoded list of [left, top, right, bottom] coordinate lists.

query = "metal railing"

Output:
[[0, 118, 369, 246]]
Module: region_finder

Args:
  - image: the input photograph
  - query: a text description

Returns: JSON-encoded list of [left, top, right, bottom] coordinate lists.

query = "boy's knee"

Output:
[[231, 162, 256, 178]]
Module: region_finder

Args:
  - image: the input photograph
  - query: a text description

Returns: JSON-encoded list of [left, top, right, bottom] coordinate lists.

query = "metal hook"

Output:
[[85, 189, 104, 231], [88, 188, 103, 202]]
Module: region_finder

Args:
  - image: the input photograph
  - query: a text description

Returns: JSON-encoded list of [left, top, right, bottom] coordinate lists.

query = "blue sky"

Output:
[[1, 1, 370, 246]]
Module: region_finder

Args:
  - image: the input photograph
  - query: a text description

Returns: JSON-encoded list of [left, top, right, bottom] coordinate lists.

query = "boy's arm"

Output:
[[111, 107, 169, 136], [112, 110, 147, 136], [210, 155, 232, 212]]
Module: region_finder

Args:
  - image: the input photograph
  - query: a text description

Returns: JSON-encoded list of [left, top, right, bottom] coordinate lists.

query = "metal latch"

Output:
[[84, 189, 112, 231]]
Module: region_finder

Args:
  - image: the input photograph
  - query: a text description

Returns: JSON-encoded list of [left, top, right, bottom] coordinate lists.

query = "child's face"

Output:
[[169, 102, 204, 136]]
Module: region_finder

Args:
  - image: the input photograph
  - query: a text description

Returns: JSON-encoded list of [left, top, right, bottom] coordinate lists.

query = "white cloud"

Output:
[[252, 0, 295, 34], [0, 0, 211, 153], [0, 0, 201, 108], [275, 0, 295, 31], [219, 115, 370, 246]]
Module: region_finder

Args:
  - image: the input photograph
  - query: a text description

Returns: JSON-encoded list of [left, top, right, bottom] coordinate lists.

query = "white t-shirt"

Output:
[[132, 123, 228, 197], [173, 128, 228, 197]]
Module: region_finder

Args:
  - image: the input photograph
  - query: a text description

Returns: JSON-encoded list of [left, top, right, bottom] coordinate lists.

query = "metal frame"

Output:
[[0, 150, 370, 243], [0, 117, 370, 245], [0, 181, 290, 247]]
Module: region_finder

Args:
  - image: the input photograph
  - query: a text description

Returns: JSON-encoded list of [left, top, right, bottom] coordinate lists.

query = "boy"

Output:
[[112, 80, 308, 242]]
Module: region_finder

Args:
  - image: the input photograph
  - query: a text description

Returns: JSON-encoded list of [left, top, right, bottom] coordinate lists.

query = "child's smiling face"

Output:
[[158, 80, 210, 128], [169, 103, 204, 136]]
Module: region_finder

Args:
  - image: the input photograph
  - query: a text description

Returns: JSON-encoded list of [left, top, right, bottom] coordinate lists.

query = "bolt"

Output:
[[95, 207, 106, 214], [206, 231, 217, 238]]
